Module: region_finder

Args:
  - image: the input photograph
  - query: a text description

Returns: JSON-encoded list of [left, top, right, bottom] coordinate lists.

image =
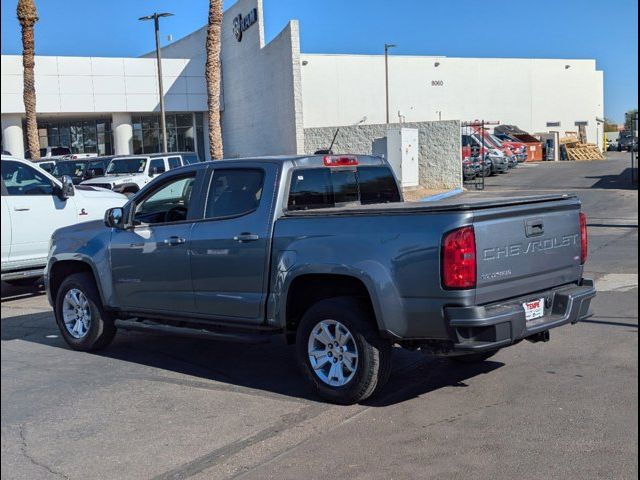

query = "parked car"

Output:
[[462, 134, 508, 174], [618, 130, 638, 152], [25, 146, 72, 160], [46, 154, 595, 404], [80, 152, 200, 196], [493, 133, 528, 162], [1, 155, 127, 285], [51, 156, 116, 185], [35, 160, 57, 173], [63, 153, 99, 160]]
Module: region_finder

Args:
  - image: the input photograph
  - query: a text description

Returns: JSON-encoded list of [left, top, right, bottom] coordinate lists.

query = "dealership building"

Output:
[[1, 0, 604, 161]]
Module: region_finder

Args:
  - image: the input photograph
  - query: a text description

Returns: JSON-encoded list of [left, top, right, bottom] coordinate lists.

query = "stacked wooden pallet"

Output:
[[559, 136, 604, 161]]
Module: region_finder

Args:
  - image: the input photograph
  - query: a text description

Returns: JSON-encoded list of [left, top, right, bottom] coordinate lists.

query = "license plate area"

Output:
[[523, 298, 545, 323]]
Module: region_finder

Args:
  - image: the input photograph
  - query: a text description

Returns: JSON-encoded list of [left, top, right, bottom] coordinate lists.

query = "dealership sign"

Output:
[[233, 8, 257, 42]]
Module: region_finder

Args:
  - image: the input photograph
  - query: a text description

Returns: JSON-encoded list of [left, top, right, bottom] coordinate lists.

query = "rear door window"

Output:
[[204, 169, 264, 219], [168, 156, 182, 169], [149, 158, 166, 174]]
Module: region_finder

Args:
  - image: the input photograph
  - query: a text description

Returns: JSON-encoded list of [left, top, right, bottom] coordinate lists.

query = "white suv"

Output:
[[80, 152, 200, 196], [1, 156, 127, 285]]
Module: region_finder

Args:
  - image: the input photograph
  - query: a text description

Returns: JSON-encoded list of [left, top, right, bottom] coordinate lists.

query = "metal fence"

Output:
[[460, 120, 491, 191]]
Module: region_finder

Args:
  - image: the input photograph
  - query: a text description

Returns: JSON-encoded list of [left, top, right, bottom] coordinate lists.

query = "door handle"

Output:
[[233, 233, 260, 242], [13, 207, 30, 212], [163, 236, 186, 246]]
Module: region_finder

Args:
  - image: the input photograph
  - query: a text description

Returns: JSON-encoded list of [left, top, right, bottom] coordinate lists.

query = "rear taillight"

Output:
[[442, 226, 477, 289], [579, 212, 588, 264], [323, 155, 358, 167]]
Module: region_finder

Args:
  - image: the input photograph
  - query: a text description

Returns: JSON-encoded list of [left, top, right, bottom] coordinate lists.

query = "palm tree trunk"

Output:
[[17, 0, 39, 160], [205, 0, 223, 160]]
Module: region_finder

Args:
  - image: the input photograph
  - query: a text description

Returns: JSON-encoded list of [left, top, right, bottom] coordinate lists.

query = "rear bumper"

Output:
[[444, 279, 596, 352]]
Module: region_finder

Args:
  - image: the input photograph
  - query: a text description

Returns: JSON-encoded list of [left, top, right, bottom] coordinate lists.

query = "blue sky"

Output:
[[1, 0, 637, 123]]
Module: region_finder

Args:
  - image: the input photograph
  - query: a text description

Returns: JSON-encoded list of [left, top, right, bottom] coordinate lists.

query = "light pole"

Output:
[[139, 12, 173, 153], [384, 43, 396, 124]]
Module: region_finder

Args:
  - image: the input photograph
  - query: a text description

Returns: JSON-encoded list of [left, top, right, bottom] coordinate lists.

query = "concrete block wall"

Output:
[[304, 120, 462, 190]]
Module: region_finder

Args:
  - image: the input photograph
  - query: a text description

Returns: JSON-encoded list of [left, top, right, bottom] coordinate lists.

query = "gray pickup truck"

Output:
[[46, 154, 596, 404]]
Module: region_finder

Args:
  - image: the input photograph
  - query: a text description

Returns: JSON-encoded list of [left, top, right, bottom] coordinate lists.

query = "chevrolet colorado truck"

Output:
[[46, 154, 596, 404]]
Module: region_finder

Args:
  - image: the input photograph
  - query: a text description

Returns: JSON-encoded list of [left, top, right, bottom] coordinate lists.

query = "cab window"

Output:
[[133, 174, 196, 225], [1, 160, 55, 196]]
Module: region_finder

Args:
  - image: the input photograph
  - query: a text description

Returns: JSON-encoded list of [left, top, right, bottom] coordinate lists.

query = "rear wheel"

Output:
[[54, 272, 116, 351], [450, 349, 500, 364], [296, 297, 392, 405]]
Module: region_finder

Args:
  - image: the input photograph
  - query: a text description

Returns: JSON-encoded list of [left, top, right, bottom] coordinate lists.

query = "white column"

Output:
[[1, 114, 25, 158], [111, 113, 133, 155]]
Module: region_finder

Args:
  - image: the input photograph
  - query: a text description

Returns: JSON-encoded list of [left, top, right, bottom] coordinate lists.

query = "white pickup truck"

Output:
[[80, 152, 200, 196], [1, 156, 127, 285]]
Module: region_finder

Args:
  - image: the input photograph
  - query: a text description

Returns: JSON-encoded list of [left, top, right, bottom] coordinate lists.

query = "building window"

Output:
[[29, 117, 113, 156], [131, 113, 198, 155]]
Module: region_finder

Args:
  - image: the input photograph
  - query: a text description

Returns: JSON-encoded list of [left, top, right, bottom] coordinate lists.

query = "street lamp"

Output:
[[139, 12, 173, 153], [384, 43, 396, 124]]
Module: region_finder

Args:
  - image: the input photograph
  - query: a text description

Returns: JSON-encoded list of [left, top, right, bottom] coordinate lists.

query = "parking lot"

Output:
[[1, 153, 637, 480]]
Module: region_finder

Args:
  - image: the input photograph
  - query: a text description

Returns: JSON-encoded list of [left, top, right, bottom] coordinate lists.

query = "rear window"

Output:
[[287, 166, 400, 211], [51, 147, 71, 156]]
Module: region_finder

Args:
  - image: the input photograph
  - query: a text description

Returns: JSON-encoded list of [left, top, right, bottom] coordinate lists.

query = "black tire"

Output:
[[296, 297, 392, 405], [4, 277, 42, 287], [450, 349, 500, 364], [54, 272, 116, 351]]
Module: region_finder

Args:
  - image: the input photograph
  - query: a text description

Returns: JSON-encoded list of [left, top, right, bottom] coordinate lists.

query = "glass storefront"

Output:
[[132, 113, 201, 159], [32, 117, 113, 155], [23, 113, 205, 159]]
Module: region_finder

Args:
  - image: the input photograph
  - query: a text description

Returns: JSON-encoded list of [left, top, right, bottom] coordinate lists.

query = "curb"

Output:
[[420, 187, 463, 202]]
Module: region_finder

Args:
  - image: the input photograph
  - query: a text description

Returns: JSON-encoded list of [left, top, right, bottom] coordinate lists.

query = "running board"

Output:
[[1, 268, 44, 281], [114, 319, 274, 344]]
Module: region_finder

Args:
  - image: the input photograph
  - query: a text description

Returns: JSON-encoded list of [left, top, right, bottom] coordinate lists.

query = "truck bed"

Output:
[[283, 194, 577, 216]]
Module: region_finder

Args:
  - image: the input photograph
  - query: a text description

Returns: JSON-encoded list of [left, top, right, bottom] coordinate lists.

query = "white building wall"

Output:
[[155, 0, 304, 158], [0, 55, 206, 114], [300, 54, 604, 145]]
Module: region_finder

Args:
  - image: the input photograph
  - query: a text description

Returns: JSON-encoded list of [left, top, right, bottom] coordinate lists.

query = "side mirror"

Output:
[[104, 207, 125, 229], [57, 175, 75, 200], [149, 166, 158, 177]]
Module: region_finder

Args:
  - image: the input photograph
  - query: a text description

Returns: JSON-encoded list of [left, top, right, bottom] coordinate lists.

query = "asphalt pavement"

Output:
[[1, 152, 637, 480]]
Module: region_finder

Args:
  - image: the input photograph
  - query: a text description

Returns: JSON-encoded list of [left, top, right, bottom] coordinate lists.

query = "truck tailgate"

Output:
[[473, 196, 583, 304]]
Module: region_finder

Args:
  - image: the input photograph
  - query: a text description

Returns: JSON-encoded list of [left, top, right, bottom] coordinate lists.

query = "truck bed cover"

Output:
[[283, 193, 578, 217]]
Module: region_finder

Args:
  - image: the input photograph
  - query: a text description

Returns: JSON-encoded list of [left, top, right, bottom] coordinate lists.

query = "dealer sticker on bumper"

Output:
[[523, 298, 544, 322]]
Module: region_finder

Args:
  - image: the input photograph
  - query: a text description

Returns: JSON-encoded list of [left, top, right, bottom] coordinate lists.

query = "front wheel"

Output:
[[55, 272, 116, 351], [296, 297, 392, 405]]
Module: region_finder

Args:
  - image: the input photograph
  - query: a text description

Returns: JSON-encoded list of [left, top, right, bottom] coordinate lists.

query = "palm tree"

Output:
[[205, 0, 223, 160], [17, 0, 40, 160]]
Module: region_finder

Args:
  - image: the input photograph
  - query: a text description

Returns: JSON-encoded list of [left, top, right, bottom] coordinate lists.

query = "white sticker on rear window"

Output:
[[297, 175, 304, 181]]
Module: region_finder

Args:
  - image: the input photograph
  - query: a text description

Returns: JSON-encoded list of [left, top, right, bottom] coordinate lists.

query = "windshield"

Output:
[[52, 161, 87, 177], [106, 157, 147, 174], [489, 134, 504, 146]]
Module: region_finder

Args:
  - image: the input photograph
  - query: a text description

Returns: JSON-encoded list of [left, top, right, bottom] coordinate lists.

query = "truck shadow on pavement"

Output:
[[585, 168, 638, 190], [1, 308, 503, 406]]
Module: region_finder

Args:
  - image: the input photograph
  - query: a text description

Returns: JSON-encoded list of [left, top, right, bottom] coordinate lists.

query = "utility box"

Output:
[[376, 127, 419, 188]]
